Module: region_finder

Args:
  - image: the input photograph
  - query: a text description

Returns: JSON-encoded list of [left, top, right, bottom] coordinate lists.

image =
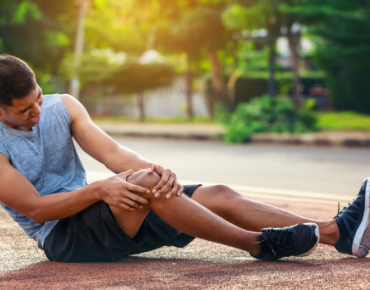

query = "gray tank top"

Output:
[[0, 94, 87, 249]]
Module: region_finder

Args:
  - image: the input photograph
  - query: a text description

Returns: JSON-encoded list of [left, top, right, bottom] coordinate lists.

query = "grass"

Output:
[[317, 111, 370, 132], [240, 71, 326, 79], [92, 111, 370, 133], [91, 115, 214, 124]]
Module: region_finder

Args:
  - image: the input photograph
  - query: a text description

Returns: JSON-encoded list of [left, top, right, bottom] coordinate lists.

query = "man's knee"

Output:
[[127, 169, 161, 192], [211, 184, 241, 201]]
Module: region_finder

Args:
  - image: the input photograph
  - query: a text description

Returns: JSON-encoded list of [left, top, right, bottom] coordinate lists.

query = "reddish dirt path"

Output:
[[1, 198, 370, 289]]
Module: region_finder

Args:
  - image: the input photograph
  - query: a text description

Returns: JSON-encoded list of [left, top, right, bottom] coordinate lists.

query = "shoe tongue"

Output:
[[280, 230, 294, 247], [289, 231, 297, 245], [267, 230, 295, 253], [259, 229, 296, 257]]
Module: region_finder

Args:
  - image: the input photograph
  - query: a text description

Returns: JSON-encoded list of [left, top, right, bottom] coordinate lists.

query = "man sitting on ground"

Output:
[[0, 54, 368, 262]]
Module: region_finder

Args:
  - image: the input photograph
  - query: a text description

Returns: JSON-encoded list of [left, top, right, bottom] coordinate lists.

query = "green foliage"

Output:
[[12, 0, 41, 24], [59, 53, 121, 84], [237, 42, 270, 73], [132, 0, 235, 116], [282, 0, 370, 114], [135, 0, 233, 63], [0, 0, 75, 72], [219, 95, 317, 143], [34, 71, 62, 95], [84, 0, 145, 54], [102, 62, 176, 94], [59, 52, 177, 96], [2, 0, 369, 118], [222, 0, 287, 38], [222, 1, 276, 31]]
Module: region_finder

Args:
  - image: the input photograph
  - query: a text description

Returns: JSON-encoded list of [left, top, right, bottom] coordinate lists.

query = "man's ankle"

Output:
[[249, 244, 263, 257], [320, 220, 340, 246]]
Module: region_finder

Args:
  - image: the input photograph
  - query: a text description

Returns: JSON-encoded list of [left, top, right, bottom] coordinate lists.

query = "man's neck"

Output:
[[0, 117, 32, 131]]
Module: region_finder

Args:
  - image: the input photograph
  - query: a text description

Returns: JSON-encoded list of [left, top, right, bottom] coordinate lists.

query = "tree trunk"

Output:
[[287, 25, 301, 109], [137, 92, 145, 122], [207, 51, 226, 119], [231, 50, 239, 109], [204, 90, 215, 119], [185, 70, 194, 120], [268, 37, 276, 98], [70, 0, 87, 100], [208, 51, 226, 100]]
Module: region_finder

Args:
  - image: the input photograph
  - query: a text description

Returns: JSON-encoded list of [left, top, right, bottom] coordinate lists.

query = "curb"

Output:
[[96, 122, 224, 140], [251, 132, 370, 148]]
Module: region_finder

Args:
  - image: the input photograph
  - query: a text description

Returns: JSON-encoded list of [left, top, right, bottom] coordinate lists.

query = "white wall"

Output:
[[98, 78, 210, 118]]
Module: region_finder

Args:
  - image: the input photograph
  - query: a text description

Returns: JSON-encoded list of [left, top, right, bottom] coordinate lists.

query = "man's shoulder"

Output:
[[58, 94, 78, 106], [42, 94, 73, 118], [58, 94, 89, 124], [39, 94, 74, 128], [42, 93, 62, 109]]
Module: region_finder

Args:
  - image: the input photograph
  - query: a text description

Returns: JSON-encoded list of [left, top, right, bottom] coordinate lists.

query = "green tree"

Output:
[[0, 0, 75, 73], [61, 0, 177, 120], [282, 0, 370, 113], [59, 54, 176, 121], [135, 0, 234, 118], [222, 0, 303, 107], [103, 62, 176, 121], [84, 0, 146, 54], [222, 0, 281, 98]]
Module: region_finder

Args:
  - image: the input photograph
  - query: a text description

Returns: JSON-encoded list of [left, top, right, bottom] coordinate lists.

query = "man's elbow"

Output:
[[28, 209, 47, 224], [4, 201, 47, 224], [29, 214, 44, 224]]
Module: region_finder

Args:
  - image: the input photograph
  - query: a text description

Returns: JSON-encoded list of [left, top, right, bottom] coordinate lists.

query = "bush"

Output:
[[218, 96, 318, 143]]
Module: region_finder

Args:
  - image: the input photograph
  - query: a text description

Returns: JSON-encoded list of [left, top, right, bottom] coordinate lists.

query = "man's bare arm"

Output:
[[0, 154, 150, 224], [60, 94, 149, 173], [60, 94, 184, 198]]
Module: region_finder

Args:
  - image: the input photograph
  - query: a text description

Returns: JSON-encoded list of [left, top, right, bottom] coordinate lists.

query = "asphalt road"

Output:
[[77, 136, 370, 197]]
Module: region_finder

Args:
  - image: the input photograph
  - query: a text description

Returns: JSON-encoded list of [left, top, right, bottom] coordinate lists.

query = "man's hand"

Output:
[[146, 162, 183, 199], [98, 170, 150, 211]]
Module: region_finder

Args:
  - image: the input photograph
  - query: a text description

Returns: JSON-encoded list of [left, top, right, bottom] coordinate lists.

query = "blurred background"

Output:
[[1, 0, 370, 197], [2, 0, 370, 133]]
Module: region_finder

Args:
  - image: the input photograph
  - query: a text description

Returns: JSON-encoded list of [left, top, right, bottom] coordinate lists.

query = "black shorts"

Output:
[[43, 184, 202, 262]]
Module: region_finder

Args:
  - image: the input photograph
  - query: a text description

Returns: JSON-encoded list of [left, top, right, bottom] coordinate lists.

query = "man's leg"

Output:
[[190, 185, 339, 246], [110, 171, 263, 256]]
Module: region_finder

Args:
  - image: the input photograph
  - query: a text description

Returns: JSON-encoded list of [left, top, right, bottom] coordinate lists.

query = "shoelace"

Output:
[[256, 228, 294, 256], [334, 200, 354, 219]]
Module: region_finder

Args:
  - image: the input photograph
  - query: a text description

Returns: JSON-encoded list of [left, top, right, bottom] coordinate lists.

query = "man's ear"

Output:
[[0, 105, 5, 117]]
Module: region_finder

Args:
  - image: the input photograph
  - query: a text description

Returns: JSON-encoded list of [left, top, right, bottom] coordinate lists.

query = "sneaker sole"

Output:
[[352, 178, 370, 258], [298, 223, 320, 257]]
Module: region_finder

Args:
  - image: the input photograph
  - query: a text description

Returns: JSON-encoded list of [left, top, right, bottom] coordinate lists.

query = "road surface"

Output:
[[78, 137, 370, 197]]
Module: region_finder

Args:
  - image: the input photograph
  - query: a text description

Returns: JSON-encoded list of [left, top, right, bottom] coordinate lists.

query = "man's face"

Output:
[[0, 86, 44, 131]]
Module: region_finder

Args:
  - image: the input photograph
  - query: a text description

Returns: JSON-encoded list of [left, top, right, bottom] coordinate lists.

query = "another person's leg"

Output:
[[110, 170, 319, 260]]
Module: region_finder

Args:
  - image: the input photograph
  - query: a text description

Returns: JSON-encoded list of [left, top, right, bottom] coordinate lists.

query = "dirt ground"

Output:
[[1, 197, 370, 289]]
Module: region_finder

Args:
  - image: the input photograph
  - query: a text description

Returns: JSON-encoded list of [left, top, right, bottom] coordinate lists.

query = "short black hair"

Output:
[[0, 54, 37, 106]]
